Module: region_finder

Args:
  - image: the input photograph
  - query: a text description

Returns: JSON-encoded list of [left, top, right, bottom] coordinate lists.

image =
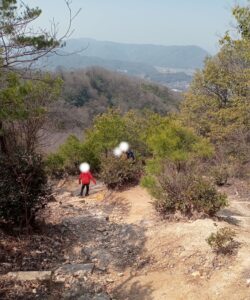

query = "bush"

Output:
[[0, 150, 50, 227], [211, 165, 229, 186], [100, 155, 143, 189], [56, 135, 88, 174], [142, 161, 227, 217], [145, 119, 214, 164], [45, 135, 100, 177], [206, 227, 238, 254], [45, 110, 147, 178], [189, 179, 228, 216], [46, 153, 64, 178]]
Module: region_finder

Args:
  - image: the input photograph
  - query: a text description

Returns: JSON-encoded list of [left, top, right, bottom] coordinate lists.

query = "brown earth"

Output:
[[0, 178, 250, 299]]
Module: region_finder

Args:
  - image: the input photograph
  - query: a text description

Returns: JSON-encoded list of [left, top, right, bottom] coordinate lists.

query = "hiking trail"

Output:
[[2, 178, 250, 299]]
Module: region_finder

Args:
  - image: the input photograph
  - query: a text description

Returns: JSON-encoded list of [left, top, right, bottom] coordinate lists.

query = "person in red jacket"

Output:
[[79, 171, 96, 197]]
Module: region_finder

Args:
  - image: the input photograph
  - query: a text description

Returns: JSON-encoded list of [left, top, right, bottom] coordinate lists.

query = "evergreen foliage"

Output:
[[0, 150, 49, 226]]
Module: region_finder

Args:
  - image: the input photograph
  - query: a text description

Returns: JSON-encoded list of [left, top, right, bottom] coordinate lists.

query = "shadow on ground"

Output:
[[0, 221, 77, 276], [63, 210, 147, 271], [217, 208, 242, 226], [113, 277, 154, 300]]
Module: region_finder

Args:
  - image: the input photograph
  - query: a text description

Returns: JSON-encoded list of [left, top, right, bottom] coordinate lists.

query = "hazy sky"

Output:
[[25, 0, 246, 53]]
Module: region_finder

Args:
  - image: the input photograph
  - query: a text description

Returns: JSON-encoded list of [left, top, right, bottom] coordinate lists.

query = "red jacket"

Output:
[[79, 172, 96, 185]]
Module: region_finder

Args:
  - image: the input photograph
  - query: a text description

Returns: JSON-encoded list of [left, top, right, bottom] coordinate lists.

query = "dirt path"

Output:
[[110, 183, 250, 300], [54, 179, 250, 299], [1, 179, 250, 299], [118, 187, 154, 224]]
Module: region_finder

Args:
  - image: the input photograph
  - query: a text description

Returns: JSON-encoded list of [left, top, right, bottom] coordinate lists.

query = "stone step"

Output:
[[6, 271, 52, 281]]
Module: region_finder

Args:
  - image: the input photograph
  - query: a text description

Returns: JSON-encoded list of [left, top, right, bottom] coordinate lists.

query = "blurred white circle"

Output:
[[79, 162, 90, 173], [113, 147, 122, 157], [119, 141, 129, 152]]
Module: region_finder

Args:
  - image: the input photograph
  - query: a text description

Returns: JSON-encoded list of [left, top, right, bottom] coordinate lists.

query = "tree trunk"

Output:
[[0, 121, 7, 155]]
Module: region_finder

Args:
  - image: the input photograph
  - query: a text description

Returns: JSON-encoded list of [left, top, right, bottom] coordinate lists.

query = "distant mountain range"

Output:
[[45, 38, 210, 91], [64, 38, 209, 69]]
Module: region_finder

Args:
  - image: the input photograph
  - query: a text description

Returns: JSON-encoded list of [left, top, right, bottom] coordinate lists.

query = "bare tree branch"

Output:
[[0, 0, 82, 70]]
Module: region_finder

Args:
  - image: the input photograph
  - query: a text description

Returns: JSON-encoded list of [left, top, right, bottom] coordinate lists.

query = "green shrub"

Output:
[[189, 179, 228, 216], [206, 227, 238, 254], [0, 150, 50, 227], [85, 109, 128, 156], [45, 135, 100, 176], [47, 110, 173, 178], [77, 142, 101, 173], [211, 165, 229, 186], [100, 156, 143, 189], [143, 161, 227, 217], [145, 119, 214, 164], [57, 135, 84, 174], [45, 153, 64, 177], [141, 118, 224, 218]]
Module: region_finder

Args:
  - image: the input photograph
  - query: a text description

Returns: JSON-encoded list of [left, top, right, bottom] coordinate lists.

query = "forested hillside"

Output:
[[47, 53, 193, 91], [50, 67, 180, 131]]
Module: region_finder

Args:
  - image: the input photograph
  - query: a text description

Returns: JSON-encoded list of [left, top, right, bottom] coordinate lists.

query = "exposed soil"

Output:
[[0, 178, 250, 299]]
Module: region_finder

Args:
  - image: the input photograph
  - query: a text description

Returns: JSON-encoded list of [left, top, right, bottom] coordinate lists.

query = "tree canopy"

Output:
[[0, 0, 80, 69], [180, 1, 250, 163]]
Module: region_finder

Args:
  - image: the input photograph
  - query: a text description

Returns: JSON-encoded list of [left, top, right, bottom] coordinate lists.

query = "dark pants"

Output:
[[80, 184, 89, 196]]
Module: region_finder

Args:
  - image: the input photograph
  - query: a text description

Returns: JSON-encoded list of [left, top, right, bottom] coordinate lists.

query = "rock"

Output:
[[53, 241, 61, 247], [246, 278, 250, 286], [54, 276, 66, 283], [96, 264, 106, 272], [81, 249, 90, 261], [91, 249, 113, 268], [54, 263, 94, 282], [93, 293, 111, 300], [106, 278, 114, 283], [84, 246, 95, 257], [57, 179, 66, 188], [77, 293, 110, 300], [191, 271, 201, 277], [94, 286, 104, 293], [2, 262, 12, 268], [96, 227, 107, 232], [118, 273, 124, 277], [7, 271, 51, 281], [58, 191, 72, 200], [74, 271, 88, 280], [55, 263, 95, 276]]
